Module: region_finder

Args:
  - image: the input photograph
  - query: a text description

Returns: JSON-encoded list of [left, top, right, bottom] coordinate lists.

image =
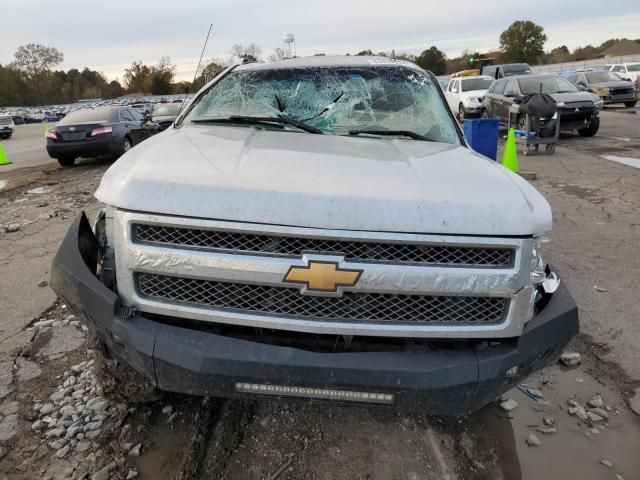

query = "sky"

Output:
[[2, 0, 639, 82]]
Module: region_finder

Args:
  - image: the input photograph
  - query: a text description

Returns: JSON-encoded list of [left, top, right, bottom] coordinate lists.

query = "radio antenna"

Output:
[[177, 23, 213, 116]]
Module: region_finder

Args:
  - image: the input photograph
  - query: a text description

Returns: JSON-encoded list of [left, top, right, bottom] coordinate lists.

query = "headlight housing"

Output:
[[530, 236, 548, 285], [594, 99, 604, 110]]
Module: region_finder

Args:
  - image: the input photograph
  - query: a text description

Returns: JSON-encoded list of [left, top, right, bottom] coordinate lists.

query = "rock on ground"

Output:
[[16, 357, 42, 381], [526, 434, 542, 447], [559, 352, 582, 367], [500, 399, 518, 412], [0, 414, 18, 441]]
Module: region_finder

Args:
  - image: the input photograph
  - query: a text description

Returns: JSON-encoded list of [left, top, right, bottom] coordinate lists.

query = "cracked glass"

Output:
[[184, 66, 460, 144]]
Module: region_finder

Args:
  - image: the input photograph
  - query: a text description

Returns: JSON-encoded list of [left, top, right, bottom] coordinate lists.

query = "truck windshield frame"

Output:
[[180, 66, 461, 145]]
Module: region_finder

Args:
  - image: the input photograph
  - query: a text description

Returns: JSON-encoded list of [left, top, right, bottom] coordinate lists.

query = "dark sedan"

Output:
[[482, 74, 603, 137], [567, 71, 636, 107], [46, 106, 160, 167]]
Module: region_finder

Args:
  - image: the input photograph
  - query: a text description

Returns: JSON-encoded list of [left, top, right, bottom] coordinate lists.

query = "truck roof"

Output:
[[235, 55, 424, 72]]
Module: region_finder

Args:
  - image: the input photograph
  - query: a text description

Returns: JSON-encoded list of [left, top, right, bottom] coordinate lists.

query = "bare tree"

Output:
[[267, 48, 287, 62], [230, 43, 263, 61]]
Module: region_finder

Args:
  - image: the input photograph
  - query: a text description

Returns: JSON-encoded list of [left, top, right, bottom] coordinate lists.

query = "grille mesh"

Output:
[[137, 273, 507, 325], [133, 224, 513, 267]]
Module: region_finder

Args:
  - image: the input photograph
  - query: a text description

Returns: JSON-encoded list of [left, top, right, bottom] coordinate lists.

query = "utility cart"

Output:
[[507, 103, 560, 155]]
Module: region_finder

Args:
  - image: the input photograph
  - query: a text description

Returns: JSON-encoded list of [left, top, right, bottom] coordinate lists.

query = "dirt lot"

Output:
[[1, 109, 639, 479]]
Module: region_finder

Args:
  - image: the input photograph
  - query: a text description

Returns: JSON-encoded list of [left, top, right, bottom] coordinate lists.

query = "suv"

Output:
[[51, 56, 578, 416], [567, 71, 636, 108], [445, 75, 494, 120], [483, 73, 603, 136], [481, 63, 532, 79], [0, 115, 15, 139]]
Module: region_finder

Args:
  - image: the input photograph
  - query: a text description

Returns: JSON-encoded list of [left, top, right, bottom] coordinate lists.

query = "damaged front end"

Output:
[[50, 211, 579, 416]]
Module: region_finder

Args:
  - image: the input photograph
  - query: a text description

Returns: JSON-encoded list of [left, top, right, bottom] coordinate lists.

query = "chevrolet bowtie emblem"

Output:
[[284, 261, 362, 293]]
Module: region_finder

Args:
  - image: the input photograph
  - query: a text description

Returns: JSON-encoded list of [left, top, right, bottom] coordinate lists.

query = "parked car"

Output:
[[50, 56, 577, 416], [45, 106, 160, 167], [44, 112, 59, 122], [151, 103, 182, 130], [130, 103, 152, 117], [0, 115, 15, 139], [445, 75, 494, 120], [12, 115, 24, 125], [567, 71, 636, 107], [606, 63, 640, 89], [481, 63, 532, 79], [23, 114, 43, 124], [482, 73, 603, 136]]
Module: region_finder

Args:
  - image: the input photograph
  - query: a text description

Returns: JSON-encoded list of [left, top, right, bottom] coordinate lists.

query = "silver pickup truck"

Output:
[[51, 56, 578, 415]]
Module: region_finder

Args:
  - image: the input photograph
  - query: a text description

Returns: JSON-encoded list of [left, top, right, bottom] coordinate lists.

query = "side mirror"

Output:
[[504, 89, 516, 97]]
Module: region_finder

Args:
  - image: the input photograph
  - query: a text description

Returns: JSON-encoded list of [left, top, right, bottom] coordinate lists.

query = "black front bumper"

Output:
[[51, 213, 579, 416]]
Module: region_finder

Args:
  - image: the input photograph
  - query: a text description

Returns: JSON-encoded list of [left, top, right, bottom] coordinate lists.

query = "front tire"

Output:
[[480, 109, 489, 119], [57, 156, 76, 167], [624, 100, 637, 108], [120, 136, 132, 156], [578, 116, 600, 137], [458, 104, 465, 121], [1, 133, 12, 140]]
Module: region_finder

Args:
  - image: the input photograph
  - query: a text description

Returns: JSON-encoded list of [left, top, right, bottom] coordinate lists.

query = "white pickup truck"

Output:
[[51, 56, 578, 415]]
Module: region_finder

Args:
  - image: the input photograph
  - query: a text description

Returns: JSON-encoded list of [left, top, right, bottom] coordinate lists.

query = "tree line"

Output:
[[0, 44, 183, 107], [2, 22, 639, 107]]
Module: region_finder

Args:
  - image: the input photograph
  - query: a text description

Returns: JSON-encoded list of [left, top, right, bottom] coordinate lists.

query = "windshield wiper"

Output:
[[191, 115, 322, 134], [348, 129, 429, 141]]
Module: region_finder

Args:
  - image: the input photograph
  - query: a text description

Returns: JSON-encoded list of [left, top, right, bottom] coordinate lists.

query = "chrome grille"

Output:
[[136, 273, 508, 325], [133, 224, 513, 267]]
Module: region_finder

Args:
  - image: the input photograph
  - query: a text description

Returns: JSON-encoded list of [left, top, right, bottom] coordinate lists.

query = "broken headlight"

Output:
[[530, 236, 547, 285]]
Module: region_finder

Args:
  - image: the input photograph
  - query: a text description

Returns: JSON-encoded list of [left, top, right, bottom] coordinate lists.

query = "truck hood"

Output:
[[589, 80, 634, 89], [549, 91, 600, 104], [96, 125, 552, 236]]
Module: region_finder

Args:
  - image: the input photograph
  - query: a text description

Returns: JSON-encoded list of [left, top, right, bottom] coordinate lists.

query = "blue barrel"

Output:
[[463, 118, 500, 160]]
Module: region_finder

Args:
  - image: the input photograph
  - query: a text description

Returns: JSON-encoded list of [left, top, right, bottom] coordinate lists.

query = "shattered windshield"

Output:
[[183, 66, 460, 144]]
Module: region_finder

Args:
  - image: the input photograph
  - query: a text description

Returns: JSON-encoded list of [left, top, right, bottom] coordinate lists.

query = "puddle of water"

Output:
[[476, 368, 640, 479], [547, 181, 604, 204], [601, 154, 640, 170], [132, 411, 191, 478]]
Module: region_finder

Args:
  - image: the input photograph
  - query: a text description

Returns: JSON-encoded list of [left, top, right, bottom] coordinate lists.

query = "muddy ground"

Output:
[[0, 109, 639, 480]]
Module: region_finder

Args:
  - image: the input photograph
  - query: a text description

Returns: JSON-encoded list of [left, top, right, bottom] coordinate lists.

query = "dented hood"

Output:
[[96, 125, 552, 235]]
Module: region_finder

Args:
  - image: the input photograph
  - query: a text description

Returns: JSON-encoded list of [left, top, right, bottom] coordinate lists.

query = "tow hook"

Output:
[[120, 305, 137, 319]]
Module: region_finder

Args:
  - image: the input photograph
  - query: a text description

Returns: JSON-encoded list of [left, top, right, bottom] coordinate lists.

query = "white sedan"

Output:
[[445, 75, 494, 120]]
